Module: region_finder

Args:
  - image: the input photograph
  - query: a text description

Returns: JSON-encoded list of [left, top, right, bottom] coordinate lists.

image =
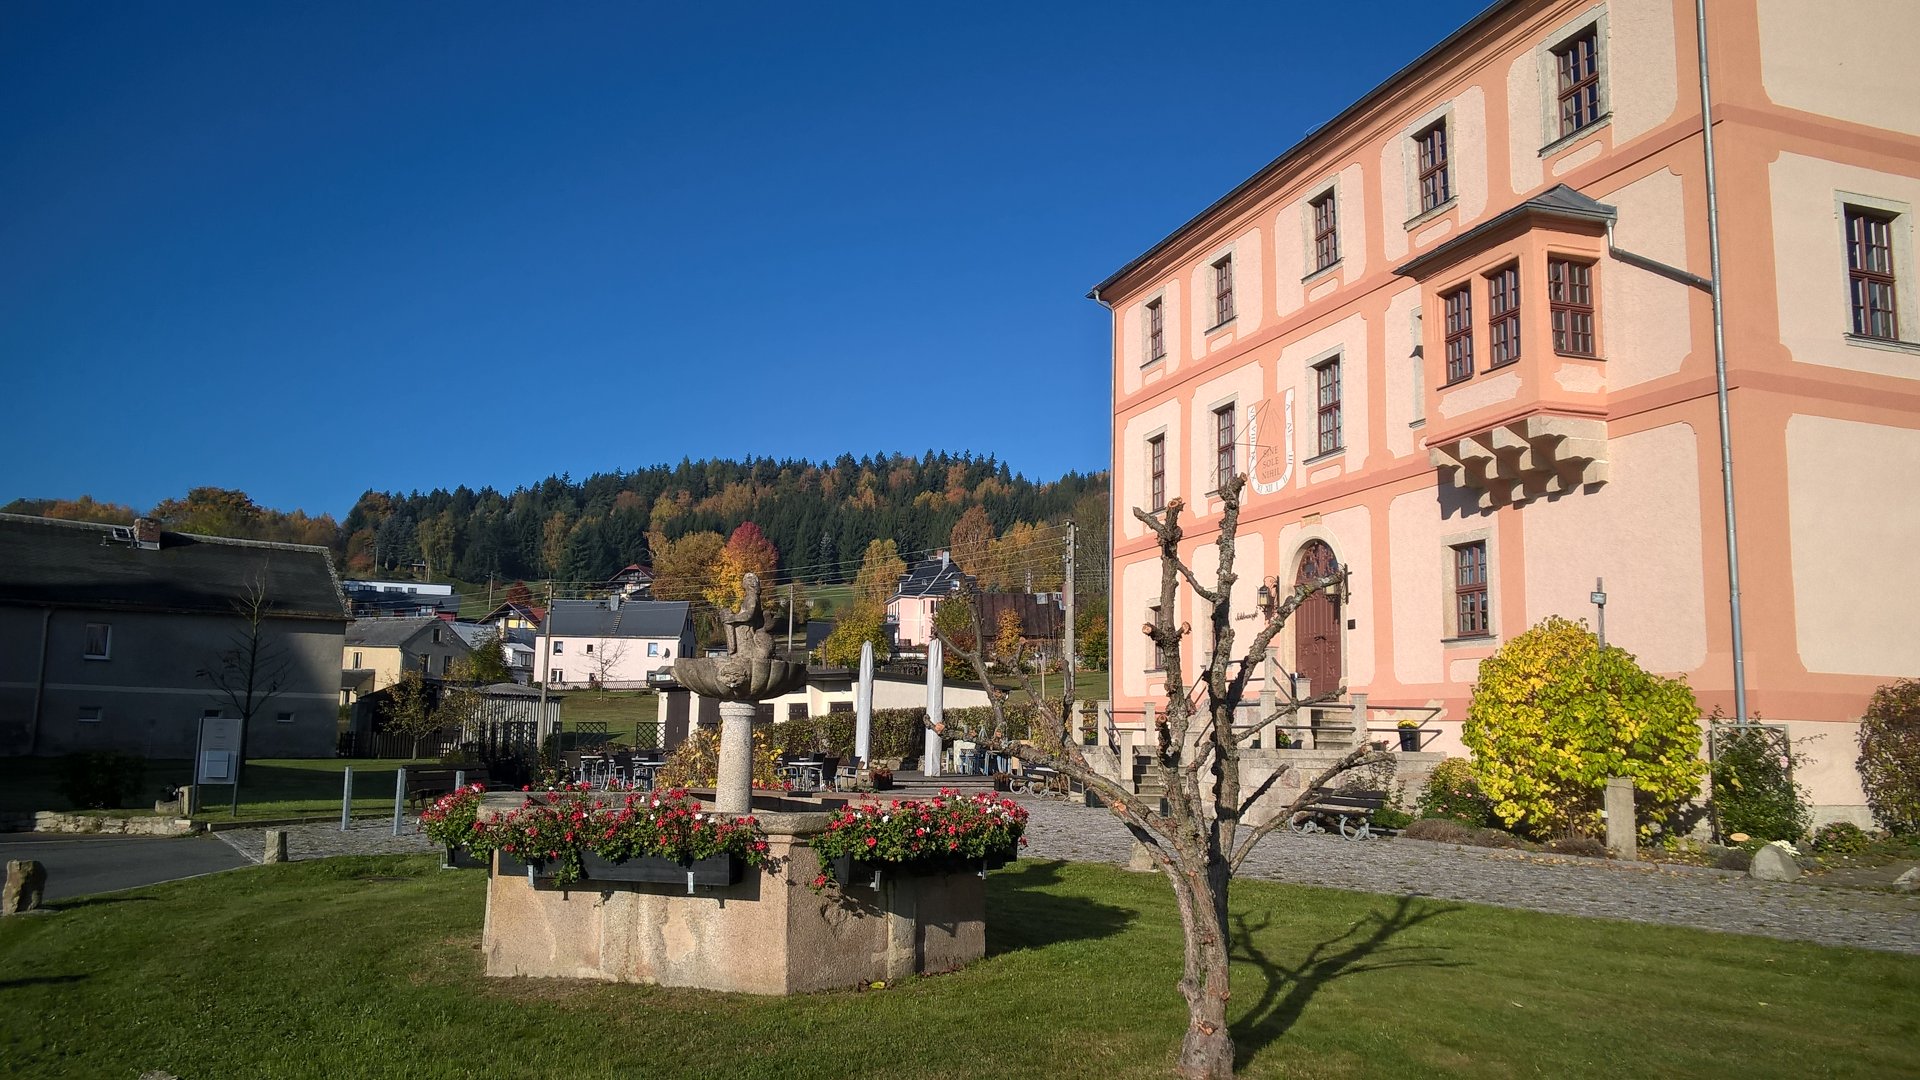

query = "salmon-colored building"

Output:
[[1092, 0, 1920, 824]]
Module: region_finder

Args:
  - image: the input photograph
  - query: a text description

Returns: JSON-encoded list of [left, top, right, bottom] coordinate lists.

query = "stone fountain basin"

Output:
[[670, 656, 806, 701]]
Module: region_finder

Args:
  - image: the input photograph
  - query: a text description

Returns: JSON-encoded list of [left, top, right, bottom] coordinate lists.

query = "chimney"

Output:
[[132, 517, 162, 550], [939, 549, 950, 569]]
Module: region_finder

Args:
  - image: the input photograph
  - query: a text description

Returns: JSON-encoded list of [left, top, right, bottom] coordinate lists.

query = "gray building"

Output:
[[0, 514, 350, 759]]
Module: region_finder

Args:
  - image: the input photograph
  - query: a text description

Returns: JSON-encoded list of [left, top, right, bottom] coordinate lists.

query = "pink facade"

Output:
[[1097, 0, 1920, 823]]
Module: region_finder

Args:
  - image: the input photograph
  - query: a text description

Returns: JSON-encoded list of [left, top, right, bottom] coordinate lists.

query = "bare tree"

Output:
[[933, 475, 1391, 1080], [588, 637, 630, 690], [196, 568, 293, 790]]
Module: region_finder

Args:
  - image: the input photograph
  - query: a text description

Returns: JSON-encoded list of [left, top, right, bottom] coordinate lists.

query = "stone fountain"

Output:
[[479, 572, 987, 994], [669, 572, 806, 813]]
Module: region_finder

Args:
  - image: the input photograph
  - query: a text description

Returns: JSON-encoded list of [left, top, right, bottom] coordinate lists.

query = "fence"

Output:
[[339, 719, 547, 761]]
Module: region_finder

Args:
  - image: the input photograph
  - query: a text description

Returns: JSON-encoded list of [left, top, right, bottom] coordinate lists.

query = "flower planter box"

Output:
[[580, 852, 743, 888], [443, 845, 487, 870], [1397, 728, 1422, 752], [827, 848, 1014, 889], [494, 851, 742, 892]]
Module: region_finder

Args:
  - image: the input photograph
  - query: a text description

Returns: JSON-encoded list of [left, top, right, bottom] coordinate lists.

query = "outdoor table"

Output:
[[781, 759, 824, 790]]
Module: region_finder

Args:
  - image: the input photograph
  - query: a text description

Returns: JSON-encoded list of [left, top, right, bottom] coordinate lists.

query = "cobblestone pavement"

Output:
[[215, 819, 438, 863], [219, 798, 1920, 956], [1010, 794, 1920, 955]]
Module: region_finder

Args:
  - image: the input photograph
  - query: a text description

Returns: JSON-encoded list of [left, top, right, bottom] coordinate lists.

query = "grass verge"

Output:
[[1, 858, 1915, 1078]]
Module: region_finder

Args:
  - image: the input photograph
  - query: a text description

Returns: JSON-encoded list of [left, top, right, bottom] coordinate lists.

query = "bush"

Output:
[[1463, 616, 1705, 839], [655, 728, 787, 791], [1811, 821, 1871, 855], [1400, 817, 1529, 849], [1543, 836, 1611, 858], [1857, 678, 1920, 835], [1417, 759, 1492, 826], [56, 752, 147, 810], [1710, 720, 1809, 843]]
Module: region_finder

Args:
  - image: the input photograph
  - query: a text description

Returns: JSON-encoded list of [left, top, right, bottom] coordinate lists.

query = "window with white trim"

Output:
[[1211, 254, 1236, 327], [1145, 297, 1166, 363]]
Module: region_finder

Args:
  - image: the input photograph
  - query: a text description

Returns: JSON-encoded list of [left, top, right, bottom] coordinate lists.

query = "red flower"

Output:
[[865, 836, 877, 847]]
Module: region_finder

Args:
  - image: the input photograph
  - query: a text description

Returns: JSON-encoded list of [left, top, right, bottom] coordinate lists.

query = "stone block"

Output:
[[263, 830, 289, 864], [1748, 843, 1801, 882], [1127, 841, 1159, 873], [4, 859, 47, 914], [1603, 778, 1637, 862], [1894, 866, 1918, 893]]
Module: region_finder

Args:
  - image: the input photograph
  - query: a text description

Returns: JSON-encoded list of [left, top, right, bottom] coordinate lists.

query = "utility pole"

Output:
[[786, 582, 795, 658], [537, 581, 554, 741], [1063, 523, 1076, 707]]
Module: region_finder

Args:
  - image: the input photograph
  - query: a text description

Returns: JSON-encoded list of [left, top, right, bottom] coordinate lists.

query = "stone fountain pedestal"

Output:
[[480, 573, 985, 994], [480, 801, 985, 994]]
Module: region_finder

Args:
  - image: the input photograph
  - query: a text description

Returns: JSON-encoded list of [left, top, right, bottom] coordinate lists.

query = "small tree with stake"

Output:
[[931, 475, 1391, 1080], [196, 568, 293, 813]]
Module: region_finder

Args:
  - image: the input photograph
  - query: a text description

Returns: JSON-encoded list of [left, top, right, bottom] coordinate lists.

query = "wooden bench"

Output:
[[404, 765, 490, 810], [1290, 787, 1390, 841]]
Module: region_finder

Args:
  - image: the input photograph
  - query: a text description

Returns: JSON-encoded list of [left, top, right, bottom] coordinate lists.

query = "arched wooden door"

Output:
[[1293, 541, 1341, 697]]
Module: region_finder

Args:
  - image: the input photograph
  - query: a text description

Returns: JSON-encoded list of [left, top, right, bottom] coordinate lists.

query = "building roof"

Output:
[[1087, 0, 1520, 300], [345, 615, 465, 649], [477, 601, 545, 624], [0, 514, 348, 620], [544, 598, 690, 639], [1392, 184, 1617, 279], [891, 555, 974, 600], [450, 622, 498, 648]]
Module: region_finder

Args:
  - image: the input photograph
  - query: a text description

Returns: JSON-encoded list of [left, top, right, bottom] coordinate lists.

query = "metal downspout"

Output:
[[29, 608, 51, 755], [1696, 0, 1749, 724]]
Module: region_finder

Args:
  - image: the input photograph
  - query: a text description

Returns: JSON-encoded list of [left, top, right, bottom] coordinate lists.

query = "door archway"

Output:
[[1293, 541, 1341, 698]]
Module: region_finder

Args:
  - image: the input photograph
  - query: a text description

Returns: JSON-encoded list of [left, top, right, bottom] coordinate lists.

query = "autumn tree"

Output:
[[384, 671, 443, 758], [820, 602, 889, 667], [994, 608, 1025, 670], [505, 580, 534, 608], [154, 486, 263, 538], [932, 476, 1388, 1080], [0, 495, 136, 525], [850, 538, 907, 612], [983, 520, 1063, 592], [947, 505, 994, 576], [708, 522, 780, 612], [651, 531, 725, 603], [418, 511, 456, 580]]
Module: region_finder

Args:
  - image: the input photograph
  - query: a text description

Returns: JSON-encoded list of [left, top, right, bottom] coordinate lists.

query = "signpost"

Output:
[[1591, 577, 1608, 648], [195, 716, 244, 817]]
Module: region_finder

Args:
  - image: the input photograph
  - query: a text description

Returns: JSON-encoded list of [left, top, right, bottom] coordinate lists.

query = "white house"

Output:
[[534, 598, 692, 690]]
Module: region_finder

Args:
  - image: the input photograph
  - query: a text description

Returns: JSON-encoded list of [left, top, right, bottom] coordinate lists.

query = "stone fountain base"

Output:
[[481, 808, 985, 995]]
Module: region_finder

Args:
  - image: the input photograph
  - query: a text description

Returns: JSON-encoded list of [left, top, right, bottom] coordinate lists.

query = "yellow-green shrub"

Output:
[[1463, 616, 1704, 838]]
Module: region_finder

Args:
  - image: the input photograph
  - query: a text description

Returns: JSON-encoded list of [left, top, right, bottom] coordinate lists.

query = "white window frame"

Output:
[[1304, 183, 1341, 279], [83, 622, 112, 660], [1143, 293, 1168, 366], [1401, 104, 1458, 227], [1837, 192, 1920, 351], [1536, 8, 1612, 157]]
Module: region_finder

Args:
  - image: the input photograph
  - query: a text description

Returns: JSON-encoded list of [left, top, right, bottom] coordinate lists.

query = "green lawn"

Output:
[[0, 756, 438, 822], [2, 859, 1914, 1079], [555, 689, 660, 745]]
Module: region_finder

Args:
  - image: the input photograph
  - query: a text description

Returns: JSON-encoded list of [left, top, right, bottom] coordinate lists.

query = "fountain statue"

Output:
[[670, 573, 807, 813]]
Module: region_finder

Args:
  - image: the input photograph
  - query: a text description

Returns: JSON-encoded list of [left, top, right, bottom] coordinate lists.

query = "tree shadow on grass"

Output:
[[49, 895, 157, 913], [1231, 895, 1465, 1068], [0, 973, 89, 990], [985, 859, 1136, 956]]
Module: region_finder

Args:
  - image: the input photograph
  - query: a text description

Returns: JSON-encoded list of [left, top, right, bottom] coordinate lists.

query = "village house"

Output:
[[887, 551, 973, 648], [1094, 0, 1920, 824], [0, 514, 350, 758], [343, 615, 474, 698], [534, 597, 693, 689]]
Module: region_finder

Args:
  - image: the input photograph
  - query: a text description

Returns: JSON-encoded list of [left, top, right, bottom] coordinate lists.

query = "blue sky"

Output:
[[3, 0, 1486, 517]]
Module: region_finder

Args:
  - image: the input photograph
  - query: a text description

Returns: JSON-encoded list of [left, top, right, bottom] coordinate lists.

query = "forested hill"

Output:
[[353, 454, 1106, 586], [6, 454, 1108, 589]]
